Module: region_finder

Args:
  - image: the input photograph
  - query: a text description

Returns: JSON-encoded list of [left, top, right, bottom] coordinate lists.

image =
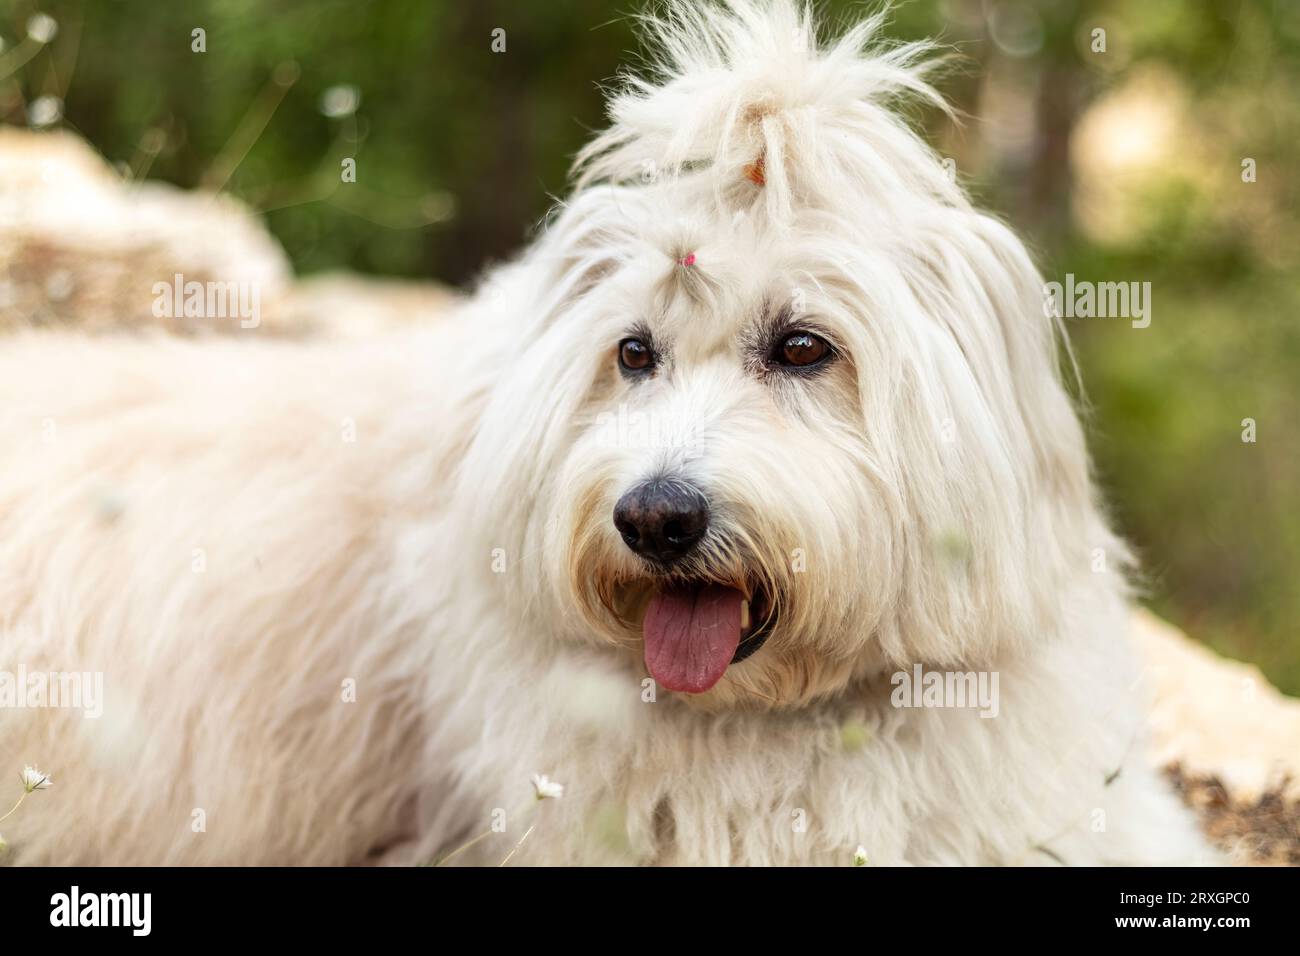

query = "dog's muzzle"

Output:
[[611, 478, 773, 693]]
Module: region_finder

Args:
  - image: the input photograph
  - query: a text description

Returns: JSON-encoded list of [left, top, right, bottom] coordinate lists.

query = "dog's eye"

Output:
[[619, 337, 654, 373], [772, 332, 831, 368]]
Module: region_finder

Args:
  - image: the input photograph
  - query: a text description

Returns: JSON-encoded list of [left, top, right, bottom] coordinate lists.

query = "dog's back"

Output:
[[0, 332, 453, 863]]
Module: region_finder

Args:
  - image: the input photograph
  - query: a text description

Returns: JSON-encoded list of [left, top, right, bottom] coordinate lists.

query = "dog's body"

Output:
[[1, 1, 1212, 865]]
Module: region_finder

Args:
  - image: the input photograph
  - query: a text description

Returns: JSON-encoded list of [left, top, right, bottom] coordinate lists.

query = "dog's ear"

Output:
[[876, 208, 1131, 667], [452, 184, 647, 594]]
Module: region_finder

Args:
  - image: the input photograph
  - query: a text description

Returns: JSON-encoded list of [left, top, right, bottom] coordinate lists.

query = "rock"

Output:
[[0, 128, 292, 334], [1134, 608, 1300, 799], [1134, 608, 1300, 864], [0, 128, 458, 339]]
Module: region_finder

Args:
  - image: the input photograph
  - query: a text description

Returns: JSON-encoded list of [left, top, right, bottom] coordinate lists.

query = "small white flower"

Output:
[[28, 95, 62, 129], [21, 766, 52, 793], [26, 13, 58, 44], [531, 773, 564, 800], [853, 845, 869, 867]]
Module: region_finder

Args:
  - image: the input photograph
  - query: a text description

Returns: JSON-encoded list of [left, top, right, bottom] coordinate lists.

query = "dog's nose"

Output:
[[613, 479, 710, 565]]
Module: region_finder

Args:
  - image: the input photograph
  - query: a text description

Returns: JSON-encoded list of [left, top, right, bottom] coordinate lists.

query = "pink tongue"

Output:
[[643, 584, 743, 694]]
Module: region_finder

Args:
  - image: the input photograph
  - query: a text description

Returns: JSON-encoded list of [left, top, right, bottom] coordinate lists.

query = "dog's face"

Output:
[[459, 4, 1107, 710], [549, 210, 894, 709]]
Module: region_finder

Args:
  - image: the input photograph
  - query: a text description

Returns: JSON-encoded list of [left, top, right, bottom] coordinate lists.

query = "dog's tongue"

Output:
[[643, 584, 743, 694]]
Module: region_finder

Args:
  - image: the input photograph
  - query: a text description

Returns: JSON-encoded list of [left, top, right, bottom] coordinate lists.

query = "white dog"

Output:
[[0, 0, 1212, 865]]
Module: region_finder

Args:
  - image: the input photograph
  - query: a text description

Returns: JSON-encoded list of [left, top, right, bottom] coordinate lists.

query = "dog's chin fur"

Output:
[[0, 0, 1216, 865]]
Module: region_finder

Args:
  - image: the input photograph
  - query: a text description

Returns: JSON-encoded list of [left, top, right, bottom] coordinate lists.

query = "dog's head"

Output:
[[459, 0, 1121, 709]]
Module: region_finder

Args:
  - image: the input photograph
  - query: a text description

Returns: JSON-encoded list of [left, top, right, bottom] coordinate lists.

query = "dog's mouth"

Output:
[[629, 579, 775, 694]]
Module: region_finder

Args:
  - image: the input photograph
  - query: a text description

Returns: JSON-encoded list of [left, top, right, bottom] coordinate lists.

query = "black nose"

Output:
[[613, 479, 710, 566]]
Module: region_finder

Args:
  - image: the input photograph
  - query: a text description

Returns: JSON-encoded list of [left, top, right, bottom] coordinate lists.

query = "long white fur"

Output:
[[0, 0, 1210, 865]]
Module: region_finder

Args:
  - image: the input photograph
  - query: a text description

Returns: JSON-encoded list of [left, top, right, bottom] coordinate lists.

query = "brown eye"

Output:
[[619, 337, 654, 373], [775, 331, 831, 368]]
